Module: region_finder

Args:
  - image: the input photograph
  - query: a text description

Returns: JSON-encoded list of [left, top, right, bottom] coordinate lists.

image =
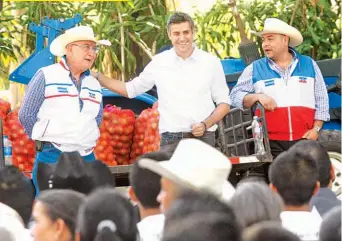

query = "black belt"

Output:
[[163, 132, 196, 138]]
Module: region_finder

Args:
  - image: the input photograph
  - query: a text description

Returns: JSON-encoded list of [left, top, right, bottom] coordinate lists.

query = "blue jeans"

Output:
[[32, 143, 95, 196], [160, 131, 216, 147]]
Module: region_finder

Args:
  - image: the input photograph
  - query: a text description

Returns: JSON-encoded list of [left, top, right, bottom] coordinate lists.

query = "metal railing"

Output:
[[217, 103, 273, 162]]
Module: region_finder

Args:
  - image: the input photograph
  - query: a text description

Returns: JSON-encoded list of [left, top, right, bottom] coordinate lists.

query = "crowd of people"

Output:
[[4, 6, 338, 241], [0, 138, 340, 241]]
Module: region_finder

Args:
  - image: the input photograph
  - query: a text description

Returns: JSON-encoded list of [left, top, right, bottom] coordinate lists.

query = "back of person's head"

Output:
[[77, 187, 138, 241], [319, 206, 341, 241], [229, 182, 283, 228], [290, 140, 331, 187], [165, 189, 236, 227], [0, 166, 34, 226], [129, 151, 171, 209], [243, 221, 301, 241], [268, 147, 319, 206], [163, 213, 241, 241], [35, 189, 85, 238], [38, 151, 115, 194]]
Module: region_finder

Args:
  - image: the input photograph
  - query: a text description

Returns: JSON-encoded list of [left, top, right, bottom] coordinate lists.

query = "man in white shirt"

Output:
[[268, 141, 322, 241], [93, 12, 231, 147], [129, 151, 172, 241]]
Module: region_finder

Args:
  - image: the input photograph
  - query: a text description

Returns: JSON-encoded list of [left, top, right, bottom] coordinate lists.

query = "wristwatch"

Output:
[[313, 126, 321, 133]]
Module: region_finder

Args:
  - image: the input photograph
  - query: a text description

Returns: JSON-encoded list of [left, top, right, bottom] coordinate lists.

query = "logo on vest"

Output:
[[264, 79, 275, 87], [57, 87, 69, 93], [299, 76, 307, 83], [89, 92, 96, 99]]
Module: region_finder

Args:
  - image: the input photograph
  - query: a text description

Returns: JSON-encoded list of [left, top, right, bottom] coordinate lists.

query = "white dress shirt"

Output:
[[137, 214, 165, 241], [126, 47, 231, 133], [281, 207, 322, 241]]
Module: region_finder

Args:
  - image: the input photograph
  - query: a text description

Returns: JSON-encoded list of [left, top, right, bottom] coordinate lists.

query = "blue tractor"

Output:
[[2, 15, 341, 193]]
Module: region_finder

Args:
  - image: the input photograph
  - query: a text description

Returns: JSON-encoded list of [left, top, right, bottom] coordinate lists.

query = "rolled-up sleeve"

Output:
[[312, 60, 330, 121], [126, 59, 156, 99], [211, 58, 231, 105], [18, 69, 45, 138], [230, 64, 254, 108]]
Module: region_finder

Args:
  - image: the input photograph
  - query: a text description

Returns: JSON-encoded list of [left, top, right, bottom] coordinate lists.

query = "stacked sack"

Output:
[[94, 105, 135, 166], [130, 103, 160, 163], [4, 109, 35, 172]]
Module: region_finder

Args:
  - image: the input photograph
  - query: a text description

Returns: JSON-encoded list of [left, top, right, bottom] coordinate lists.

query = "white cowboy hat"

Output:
[[50, 26, 111, 57], [139, 139, 235, 200], [251, 18, 303, 47]]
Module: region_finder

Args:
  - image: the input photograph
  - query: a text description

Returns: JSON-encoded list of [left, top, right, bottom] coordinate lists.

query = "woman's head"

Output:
[[229, 182, 283, 228], [76, 188, 138, 241], [31, 189, 85, 241]]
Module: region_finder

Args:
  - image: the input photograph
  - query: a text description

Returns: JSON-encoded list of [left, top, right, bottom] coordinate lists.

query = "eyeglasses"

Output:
[[72, 44, 99, 54]]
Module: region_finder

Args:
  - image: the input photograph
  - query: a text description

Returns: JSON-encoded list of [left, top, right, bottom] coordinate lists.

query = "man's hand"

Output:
[[191, 123, 206, 137], [258, 94, 277, 111], [302, 129, 319, 140]]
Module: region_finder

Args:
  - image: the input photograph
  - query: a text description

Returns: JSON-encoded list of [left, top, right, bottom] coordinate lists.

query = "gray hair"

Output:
[[167, 12, 195, 33], [229, 182, 284, 228]]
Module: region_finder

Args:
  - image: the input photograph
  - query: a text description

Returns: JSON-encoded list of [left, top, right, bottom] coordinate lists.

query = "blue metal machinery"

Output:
[[9, 14, 83, 84]]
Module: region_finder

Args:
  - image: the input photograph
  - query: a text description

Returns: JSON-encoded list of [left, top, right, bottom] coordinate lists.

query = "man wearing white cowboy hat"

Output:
[[230, 18, 329, 158], [19, 25, 111, 195], [138, 138, 235, 213]]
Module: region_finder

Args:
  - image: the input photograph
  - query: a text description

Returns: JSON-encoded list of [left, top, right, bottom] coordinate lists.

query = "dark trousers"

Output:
[[269, 139, 304, 159], [160, 131, 216, 147]]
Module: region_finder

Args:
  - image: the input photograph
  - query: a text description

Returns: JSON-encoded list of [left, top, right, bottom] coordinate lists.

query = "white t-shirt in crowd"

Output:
[[137, 214, 165, 241], [281, 207, 322, 241]]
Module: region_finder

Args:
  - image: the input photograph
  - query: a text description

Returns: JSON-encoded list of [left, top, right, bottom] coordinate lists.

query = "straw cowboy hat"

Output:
[[50, 25, 111, 57], [251, 18, 303, 47], [139, 139, 235, 200]]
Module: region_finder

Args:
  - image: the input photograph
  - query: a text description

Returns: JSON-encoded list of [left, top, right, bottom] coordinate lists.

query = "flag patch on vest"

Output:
[[264, 79, 275, 87], [298, 77, 307, 83], [89, 92, 96, 99], [57, 87, 69, 93]]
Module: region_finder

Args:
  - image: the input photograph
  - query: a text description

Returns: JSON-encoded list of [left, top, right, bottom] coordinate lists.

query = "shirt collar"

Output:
[[59, 56, 91, 77], [171, 43, 198, 62]]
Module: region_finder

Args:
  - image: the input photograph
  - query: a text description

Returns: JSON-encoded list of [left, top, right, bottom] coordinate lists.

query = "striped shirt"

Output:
[[230, 49, 330, 121], [19, 68, 103, 138]]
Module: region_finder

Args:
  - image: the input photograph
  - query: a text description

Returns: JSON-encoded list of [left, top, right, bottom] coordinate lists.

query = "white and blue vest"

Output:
[[31, 60, 102, 155], [253, 52, 316, 141]]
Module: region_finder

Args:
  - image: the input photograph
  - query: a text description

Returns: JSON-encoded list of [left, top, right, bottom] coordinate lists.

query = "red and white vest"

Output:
[[253, 53, 316, 141], [31, 60, 102, 155]]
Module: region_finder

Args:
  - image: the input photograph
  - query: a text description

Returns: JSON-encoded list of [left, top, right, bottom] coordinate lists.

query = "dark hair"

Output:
[[229, 182, 283, 228], [77, 188, 138, 241], [319, 206, 341, 241], [167, 12, 195, 33], [243, 221, 301, 241], [37, 189, 85, 238], [268, 147, 319, 206], [130, 151, 171, 208], [39, 152, 115, 194], [0, 166, 34, 226], [164, 189, 237, 228], [290, 140, 331, 187], [163, 213, 241, 241]]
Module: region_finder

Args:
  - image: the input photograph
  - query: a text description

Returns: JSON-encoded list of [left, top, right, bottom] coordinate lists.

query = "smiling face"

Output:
[[65, 40, 97, 72], [262, 33, 289, 60], [168, 21, 194, 59]]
